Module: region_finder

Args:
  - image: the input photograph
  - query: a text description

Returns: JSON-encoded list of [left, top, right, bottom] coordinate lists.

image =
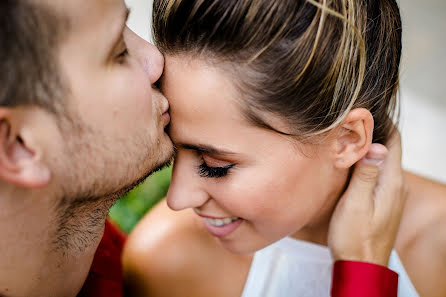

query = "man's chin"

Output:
[[112, 153, 174, 200], [81, 137, 175, 206], [147, 154, 174, 179]]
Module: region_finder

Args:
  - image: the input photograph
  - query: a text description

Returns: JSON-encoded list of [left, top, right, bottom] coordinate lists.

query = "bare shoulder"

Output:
[[122, 199, 251, 297], [396, 172, 446, 297], [122, 199, 210, 297], [398, 172, 446, 241], [123, 198, 208, 261]]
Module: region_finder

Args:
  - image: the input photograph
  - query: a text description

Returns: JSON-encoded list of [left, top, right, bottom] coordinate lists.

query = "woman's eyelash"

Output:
[[197, 162, 234, 178]]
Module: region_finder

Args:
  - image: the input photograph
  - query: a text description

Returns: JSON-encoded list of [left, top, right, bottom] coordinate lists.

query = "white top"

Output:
[[241, 237, 419, 297]]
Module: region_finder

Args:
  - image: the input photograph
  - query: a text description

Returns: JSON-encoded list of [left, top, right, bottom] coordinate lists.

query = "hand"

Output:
[[328, 131, 408, 266]]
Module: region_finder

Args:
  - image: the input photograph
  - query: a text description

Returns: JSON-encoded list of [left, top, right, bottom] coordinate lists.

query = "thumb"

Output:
[[346, 144, 388, 202]]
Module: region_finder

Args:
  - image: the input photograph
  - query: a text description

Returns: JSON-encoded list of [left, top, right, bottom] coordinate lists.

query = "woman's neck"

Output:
[[291, 174, 349, 246], [291, 213, 332, 246]]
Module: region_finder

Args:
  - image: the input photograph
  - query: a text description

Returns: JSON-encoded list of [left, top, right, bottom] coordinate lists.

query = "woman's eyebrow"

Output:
[[179, 143, 235, 155]]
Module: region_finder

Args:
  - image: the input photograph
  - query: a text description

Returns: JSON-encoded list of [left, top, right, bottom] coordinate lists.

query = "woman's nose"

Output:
[[166, 155, 209, 211], [124, 27, 164, 84]]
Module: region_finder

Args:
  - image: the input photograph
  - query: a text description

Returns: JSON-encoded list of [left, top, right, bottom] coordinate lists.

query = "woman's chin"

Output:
[[217, 236, 271, 255]]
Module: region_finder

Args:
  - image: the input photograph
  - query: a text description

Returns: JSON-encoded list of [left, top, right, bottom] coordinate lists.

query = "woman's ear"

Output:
[[0, 109, 50, 188], [333, 108, 374, 169]]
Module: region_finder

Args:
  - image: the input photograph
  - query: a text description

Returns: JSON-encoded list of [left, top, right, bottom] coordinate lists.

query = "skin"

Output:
[[165, 57, 361, 253], [328, 135, 407, 266], [0, 0, 173, 296], [123, 56, 446, 297]]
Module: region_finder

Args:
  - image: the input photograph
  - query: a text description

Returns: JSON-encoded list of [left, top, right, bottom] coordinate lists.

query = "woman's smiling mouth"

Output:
[[203, 216, 240, 227], [194, 210, 243, 238], [202, 217, 243, 238]]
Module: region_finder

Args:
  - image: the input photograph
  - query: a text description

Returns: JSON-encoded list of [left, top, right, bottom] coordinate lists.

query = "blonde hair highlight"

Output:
[[153, 0, 401, 144]]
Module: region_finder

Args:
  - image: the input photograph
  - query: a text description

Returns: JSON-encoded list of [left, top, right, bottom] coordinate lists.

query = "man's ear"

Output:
[[0, 108, 50, 188], [333, 108, 374, 169]]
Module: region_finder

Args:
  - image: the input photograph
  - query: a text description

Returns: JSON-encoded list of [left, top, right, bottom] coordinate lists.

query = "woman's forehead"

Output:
[[163, 56, 244, 121], [162, 55, 299, 145]]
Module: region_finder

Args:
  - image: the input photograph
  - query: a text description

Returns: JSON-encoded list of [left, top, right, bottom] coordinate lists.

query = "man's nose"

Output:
[[124, 27, 164, 84], [166, 154, 209, 211]]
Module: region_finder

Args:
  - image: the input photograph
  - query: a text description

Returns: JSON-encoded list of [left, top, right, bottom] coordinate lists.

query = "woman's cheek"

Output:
[[221, 174, 270, 217]]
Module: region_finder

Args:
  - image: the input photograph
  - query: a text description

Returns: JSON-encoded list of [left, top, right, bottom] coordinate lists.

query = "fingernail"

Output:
[[363, 144, 388, 166]]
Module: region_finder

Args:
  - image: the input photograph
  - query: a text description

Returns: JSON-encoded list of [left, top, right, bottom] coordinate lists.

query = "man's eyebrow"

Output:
[[179, 143, 235, 155], [109, 7, 130, 52], [124, 7, 131, 24]]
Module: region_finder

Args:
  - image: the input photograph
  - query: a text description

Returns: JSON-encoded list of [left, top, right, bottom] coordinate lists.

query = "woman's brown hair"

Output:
[[153, 0, 402, 144]]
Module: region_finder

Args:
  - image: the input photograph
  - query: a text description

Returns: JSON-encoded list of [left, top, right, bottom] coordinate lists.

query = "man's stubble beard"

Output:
[[51, 112, 174, 254]]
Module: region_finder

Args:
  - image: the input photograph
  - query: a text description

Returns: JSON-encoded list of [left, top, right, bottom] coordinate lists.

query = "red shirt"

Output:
[[77, 220, 398, 297], [77, 220, 126, 297]]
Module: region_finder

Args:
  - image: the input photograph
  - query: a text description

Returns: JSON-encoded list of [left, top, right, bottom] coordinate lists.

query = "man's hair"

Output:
[[0, 0, 68, 113]]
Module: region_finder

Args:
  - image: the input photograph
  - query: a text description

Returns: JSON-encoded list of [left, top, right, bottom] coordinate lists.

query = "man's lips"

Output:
[[162, 110, 170, 125]]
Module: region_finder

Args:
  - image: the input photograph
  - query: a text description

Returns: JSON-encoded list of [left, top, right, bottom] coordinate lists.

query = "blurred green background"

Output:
[[109, 166, 172, 233]]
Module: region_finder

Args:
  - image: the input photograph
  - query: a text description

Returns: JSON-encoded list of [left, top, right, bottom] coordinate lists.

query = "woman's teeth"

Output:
[[204, 216, 240, 227]]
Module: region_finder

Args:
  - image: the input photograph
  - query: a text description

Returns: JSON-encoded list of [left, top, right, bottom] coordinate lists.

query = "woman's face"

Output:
[[163, 56, 347, 254]]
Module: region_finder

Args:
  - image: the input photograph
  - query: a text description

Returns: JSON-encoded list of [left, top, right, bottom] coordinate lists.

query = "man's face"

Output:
[[0, 1, 173, 295], [49, 0, 173, 200]]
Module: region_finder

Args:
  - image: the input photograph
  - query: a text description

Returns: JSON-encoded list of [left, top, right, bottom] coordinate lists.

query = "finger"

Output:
[[375, 129, 406, 213], [362, 143, 389, 167], [343, 144, 388, 206], [380, 129, 402, 182]]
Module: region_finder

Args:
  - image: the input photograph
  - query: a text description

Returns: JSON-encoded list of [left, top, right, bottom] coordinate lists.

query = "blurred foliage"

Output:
[[109, 166, 172, 233]]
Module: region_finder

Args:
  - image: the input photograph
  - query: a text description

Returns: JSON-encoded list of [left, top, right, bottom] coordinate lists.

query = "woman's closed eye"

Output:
[[197, 159, 235, 178]]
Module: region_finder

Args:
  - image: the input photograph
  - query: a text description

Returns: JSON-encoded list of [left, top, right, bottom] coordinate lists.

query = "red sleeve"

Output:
[[77, 219, 127, 297], [331, 260, 398, 297]]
